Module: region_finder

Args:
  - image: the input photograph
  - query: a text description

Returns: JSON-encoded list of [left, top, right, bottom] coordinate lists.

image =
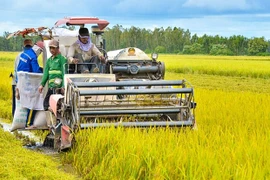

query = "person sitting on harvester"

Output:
[[67, 27, 105, 73]]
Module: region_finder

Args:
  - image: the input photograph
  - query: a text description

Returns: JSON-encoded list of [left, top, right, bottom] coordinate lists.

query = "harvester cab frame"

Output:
[[52, 17, 109, 74], [8, 17, 196, 151]]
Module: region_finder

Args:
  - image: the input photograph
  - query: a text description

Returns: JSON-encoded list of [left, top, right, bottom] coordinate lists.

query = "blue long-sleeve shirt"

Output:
[[16, 47, 42, 82]]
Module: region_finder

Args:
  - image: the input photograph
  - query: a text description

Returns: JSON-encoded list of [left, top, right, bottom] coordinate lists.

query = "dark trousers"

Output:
[[12, 85, 16, 117], [43, 88, 55, 111], [26, 109, 37, 126], [75, 54, 100, 73]]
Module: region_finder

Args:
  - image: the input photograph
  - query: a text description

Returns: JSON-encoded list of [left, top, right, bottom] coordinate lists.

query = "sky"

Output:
[[1, 0, 270, 39]]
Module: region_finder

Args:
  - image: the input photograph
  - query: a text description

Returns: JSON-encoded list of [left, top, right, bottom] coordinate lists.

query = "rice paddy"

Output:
[[0, 52, 269, 179]]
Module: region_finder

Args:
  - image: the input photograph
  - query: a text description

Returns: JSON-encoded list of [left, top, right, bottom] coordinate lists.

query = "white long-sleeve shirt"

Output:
[[67, 42, 102, 64]]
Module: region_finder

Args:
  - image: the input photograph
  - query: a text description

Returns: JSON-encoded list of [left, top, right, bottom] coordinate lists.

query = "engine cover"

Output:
[[107, 47, 165, 80]]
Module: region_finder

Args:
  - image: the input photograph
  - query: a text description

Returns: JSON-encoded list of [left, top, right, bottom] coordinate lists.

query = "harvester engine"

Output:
[[106, 47, 165, 80]]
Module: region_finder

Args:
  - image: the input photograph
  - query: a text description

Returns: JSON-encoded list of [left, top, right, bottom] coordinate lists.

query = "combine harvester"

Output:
[[9, 17, 196, 150]]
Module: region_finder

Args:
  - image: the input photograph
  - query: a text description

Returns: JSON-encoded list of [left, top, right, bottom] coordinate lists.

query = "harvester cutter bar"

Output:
[[73, 80, 185, 88], [80, 120, 193, 128], [79, 88, 192, 96], [79, 108, 180, 116]]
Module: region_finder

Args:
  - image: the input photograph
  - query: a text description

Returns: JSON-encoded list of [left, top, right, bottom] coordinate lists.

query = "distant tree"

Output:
[[182, 45, 192, 54], [144, 48, 152, 54], [227, 35, 248, 55], [210, 44, 233, 55], [119, 28, 129, 48], [183, 29, 191, 46], [1, 32, 12, 51], [140, 28, 152, 50], [199, 34, 211, 54], [191, 43, 203, 54], [183, 43, 203, 54], [104, 24, 124, 50], [248, 37, 268, 55], [129, 26, 140, 47], [191, 34, 199, 44], [155, 46, 166, 53], [152, 27, 165, 52], [1, 24, 270, 55], [267, 40, 270, 52]]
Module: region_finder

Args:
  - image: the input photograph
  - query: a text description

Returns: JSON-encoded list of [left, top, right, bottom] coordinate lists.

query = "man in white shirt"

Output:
[[67, 27, 105, 73]]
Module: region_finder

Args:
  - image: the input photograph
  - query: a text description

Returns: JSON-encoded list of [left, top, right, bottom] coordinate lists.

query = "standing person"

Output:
[[38, 39, 67, 113], [16, 39, 43, 75], [67, 27, 105, 73], [14, 40, 44, 93], [15, 39, 44, 127]]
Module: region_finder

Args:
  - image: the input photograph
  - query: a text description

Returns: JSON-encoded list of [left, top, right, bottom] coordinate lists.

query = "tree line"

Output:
[[1, 25, 270, 56]]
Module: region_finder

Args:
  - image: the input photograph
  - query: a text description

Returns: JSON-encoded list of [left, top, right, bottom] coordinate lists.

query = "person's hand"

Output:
[[99, 55, 106, 63], [73, 58, 79, 64], [38, 85, 43, 93], [15, 88, 20, 100]]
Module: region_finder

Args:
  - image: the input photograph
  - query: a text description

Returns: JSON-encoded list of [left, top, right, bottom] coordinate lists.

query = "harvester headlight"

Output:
[[151, 53, 158, 60]]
